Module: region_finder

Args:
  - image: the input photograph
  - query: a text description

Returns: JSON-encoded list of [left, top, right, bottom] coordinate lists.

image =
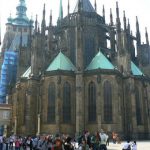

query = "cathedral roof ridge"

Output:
[[86, 51, 115, 71], [46, 51, 76, 72], [21, 66, 31, 78], [131, 61, 144, 76]]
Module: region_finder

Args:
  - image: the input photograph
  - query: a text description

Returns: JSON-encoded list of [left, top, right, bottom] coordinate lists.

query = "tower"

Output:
[[75, 0, 84, 134]]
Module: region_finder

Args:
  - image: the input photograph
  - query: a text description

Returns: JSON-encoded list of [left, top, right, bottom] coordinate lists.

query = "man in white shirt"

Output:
[[99, 129, 108, 150], [122, 140, 131, 150]]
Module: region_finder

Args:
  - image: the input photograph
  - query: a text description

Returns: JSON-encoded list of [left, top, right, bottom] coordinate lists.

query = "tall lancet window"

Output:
[[47, 83, 56, 123], [88, 81, 96, 122], [63, 82, 71, 123], [104, 81, 112, 123], [135, 87, 143, 125]]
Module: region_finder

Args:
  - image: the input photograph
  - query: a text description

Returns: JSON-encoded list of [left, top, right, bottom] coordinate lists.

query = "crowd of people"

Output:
[[0, 130, 137, 150]]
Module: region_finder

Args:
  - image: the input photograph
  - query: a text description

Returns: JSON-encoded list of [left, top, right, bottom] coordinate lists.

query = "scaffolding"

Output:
[[0, 51, 18, 103]]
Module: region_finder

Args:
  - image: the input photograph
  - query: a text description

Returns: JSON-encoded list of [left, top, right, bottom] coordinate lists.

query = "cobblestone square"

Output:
[[107, 141, 150, 150]]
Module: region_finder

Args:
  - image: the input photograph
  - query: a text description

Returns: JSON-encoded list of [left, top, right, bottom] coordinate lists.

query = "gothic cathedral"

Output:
[[1, 0, 150, 139]]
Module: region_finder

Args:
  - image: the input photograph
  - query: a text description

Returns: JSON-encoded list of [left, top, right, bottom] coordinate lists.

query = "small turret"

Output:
[[110, 8, 113, 26], [78, 0, 83, 13], [145, 27, 149, 45], [16, 0, 27, 18], [127, 19, 130, 34], [94, 0, 97, 12], [59, 0, 63, 20], [68, 0, 70, 15], [136, 16, 142, 66], [49, 10, 52, 27], [41, 3, 46, 35], [103, 5, 105, 23], [38, 23, 40, 34], [116, 2, 121, 31], [123, 11, 127, 30], [35, 15, 38, 33], [7, 13, 13, 24], [136, 16, 141, 45], [116, 1, 122, 54]]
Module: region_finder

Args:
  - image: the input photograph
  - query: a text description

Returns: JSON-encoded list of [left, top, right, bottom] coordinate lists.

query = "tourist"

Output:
[[99, 129, 108, 150], [122, 140, 131, 150], [131, 141, 137, 150], [0, 135, 3, 150]]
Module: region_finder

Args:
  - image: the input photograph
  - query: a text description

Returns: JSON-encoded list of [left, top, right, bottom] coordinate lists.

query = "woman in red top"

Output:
[[15, 137, 21, 150]]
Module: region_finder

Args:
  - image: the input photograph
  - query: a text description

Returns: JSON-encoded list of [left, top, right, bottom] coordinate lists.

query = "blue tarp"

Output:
[[0, 51, 18, 103]]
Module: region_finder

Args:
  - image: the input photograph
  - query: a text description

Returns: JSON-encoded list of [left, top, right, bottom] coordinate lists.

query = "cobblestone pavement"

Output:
[[107, 141, 150, 150]]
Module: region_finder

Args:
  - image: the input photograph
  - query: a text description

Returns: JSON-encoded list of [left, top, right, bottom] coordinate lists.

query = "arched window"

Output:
[[63, 82, 71, 123], [104, 81, 112, 123], [135, 87, 143, 125], [47, 83, 56, 123], [88, 81, 96, 122]]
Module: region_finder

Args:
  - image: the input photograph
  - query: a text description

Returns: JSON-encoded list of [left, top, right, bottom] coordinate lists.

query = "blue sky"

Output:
[[0, 0, 150, 44]]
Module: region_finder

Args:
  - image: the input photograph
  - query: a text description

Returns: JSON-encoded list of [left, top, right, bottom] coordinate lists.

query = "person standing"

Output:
[[99, 129, 107, 150], [131, 141, 137, 150], [122, 141, 131, 150], [0, 135, 3, 150], [15, 137, 21, 150]]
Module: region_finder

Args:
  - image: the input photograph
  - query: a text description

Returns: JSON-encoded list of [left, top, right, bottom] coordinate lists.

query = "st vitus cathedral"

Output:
[[1, 0, 150, 139]]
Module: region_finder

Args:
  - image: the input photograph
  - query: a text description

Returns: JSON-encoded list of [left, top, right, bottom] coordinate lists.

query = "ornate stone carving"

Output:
[[57, 76, 61, 84], [76, 86, 82, 92], [97, 75, 101, 84]]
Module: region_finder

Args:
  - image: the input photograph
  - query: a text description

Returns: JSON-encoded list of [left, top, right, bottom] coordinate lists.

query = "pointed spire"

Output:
[[41, 3, 46, 34], [59, 0, 63, 20], [136, 16, 141, 44], [95, 0, 97, 12], [103, 5, 105, 23], [49, 10, 52, 26], [35, 14, 38, 33], [78, 0, 83, 12], [116, 2, 119, 19], [38, 23, 40, 33], [116, 2, 121, 30], [136, 16, 140, 33], [123, 11, 126, 30], [145, 27, 149, 45], [110, 8, 113, 26], [68, 0, 70, 15], [127, 19, 130, 33]]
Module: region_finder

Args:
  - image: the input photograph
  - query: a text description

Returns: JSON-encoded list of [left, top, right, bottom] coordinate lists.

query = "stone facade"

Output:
[[2, 0, 150, 139]]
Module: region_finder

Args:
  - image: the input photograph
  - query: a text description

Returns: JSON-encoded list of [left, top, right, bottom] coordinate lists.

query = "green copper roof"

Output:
[[7, 0, 31, 26], [131, 61, 144, 76], [86, 51, 115, 70], [46, 52, 76, 71], [21, 66, 31, 78]]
